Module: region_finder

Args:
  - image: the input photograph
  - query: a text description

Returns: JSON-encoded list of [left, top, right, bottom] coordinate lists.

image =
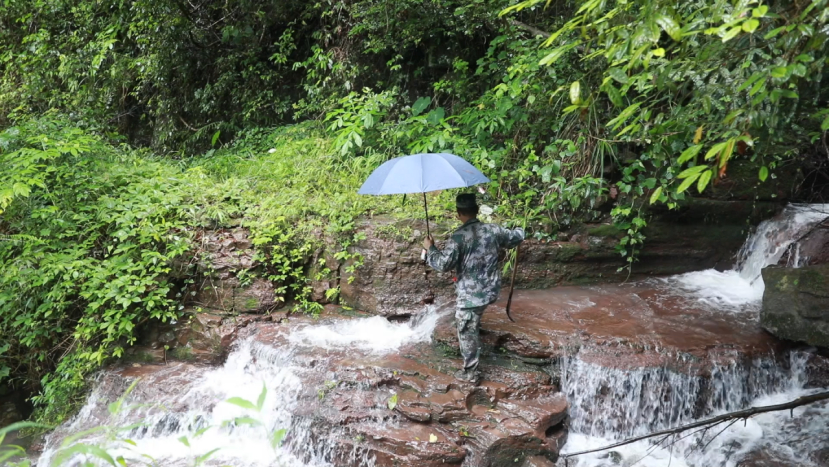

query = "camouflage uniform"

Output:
[[426, 219, 524, 371]]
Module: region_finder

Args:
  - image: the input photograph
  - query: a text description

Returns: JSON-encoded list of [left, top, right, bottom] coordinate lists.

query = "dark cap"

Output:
[[456, 193, 478, 210]]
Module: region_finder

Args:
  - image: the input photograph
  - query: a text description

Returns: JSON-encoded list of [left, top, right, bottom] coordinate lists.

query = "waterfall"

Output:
[[659, 203, 828, 309], [557, 203, 829, 467], [36, 306, 441, 467]]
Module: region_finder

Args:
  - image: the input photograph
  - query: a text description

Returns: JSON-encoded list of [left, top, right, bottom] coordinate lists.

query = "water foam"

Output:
[[662, 203, 828, 309], [288, 305, 440, 352], [557, 351, 828, 467]]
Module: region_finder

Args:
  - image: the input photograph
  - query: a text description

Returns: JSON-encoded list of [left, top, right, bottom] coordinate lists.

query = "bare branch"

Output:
[[562, 391, 829, 459], [507, 19, 549, 38]]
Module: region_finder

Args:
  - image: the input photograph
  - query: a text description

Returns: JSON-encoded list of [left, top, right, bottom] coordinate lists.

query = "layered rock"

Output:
[[186, 228, 278, 313], [338, 201, 780, 315], [760, 265, 829, 347]]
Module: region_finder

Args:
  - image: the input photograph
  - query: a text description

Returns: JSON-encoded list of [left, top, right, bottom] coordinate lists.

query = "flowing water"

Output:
[[558, 203, 829, 467], [36, 204, 829, 467], [36, 308, 442, 467]]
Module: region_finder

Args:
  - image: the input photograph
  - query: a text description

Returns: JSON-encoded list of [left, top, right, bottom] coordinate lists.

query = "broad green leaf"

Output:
[[737, 73, 764, 92], [179, 436, 190, 447], [759, 166, 769, 182], [605, 84, 623, 107], [678, 144, 703, 164], [742, 19, 759, 33], [770, 67, 787, 78], [271, 428, 288, 449], [607, 68, 629, 84], [722, 26, 742, 42], [764, 26, 786, 39], [256, 383, 267, 411], [720, 139, 736, 167], [677, 165, 708, 179], [652, 48, 665, 57], [569, 81, 581, 105], [426, 107, 445, 125], [649, 186, 663, 204], [696, 169, 713, 192], [196, 448, 221, 465], [211, 131, 221, 147], [704, 142, 727, 160], [539, 41, 580, 66], [225, 397, 257, 411], [233, 416, 262, 427], [412, 97, 431, 116], [752, 5, 768, 17], [723, 109, 743, 125], [676, 173, 700, 193], [387, 393, 398, 410], [654, 13, 682, 41]]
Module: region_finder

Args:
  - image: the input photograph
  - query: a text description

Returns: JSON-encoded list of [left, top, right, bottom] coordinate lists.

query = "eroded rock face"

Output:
[[760, 265, 829, 347], [339, 202, 781, 315], [126, 311, 263, 364], [187, 228, 278, 313]]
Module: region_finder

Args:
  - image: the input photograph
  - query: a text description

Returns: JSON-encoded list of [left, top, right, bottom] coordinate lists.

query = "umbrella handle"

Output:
[[420, 192, 435, 305], [422, 192, 431, 238]]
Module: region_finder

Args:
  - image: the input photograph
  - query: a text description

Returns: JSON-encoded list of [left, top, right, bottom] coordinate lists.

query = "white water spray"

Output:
[[37, 306, 441, 467], [662, 203, 828, 308]]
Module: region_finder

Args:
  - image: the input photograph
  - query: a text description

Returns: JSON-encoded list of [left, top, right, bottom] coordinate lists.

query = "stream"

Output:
[[35, 204, 828, 467]]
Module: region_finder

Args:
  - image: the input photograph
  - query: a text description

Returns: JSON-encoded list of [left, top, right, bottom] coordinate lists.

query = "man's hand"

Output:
[[422, 235, 434, 250]]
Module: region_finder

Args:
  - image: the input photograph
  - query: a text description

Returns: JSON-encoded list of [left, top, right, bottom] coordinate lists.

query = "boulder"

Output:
[[760, 265, 829, 347]]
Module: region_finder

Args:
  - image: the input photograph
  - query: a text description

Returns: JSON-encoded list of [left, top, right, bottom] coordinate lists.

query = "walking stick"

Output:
[[505, 209, 528, 322], [505, 244, 519, 322]]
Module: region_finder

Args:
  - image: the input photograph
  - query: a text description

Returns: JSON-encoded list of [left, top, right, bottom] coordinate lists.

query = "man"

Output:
[[422, 193, 524, 383]]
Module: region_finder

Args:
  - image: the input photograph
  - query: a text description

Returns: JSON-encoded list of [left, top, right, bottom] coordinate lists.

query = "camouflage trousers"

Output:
[[455, 306, 486, 371]]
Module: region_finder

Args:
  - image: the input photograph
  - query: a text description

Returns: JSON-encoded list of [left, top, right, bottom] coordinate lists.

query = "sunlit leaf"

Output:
[[649, 186, 663, 204], [678, 144, 703, 164], [758, 166, 769, 182], [569, 81, 581, 105], [696, 169, 712, 192]]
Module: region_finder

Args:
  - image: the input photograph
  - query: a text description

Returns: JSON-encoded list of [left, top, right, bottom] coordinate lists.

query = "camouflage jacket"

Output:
[[426, 219, 524, 308]]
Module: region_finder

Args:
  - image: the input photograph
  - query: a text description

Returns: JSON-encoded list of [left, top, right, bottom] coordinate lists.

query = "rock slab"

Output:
[[761, 265, 829, 347]]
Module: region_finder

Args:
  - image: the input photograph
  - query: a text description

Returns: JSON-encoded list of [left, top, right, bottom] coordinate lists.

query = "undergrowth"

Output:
[[0, 117, 459, 424]]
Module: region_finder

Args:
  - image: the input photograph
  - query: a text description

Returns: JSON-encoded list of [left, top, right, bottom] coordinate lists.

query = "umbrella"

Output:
[[358, 152, 490, 238], [358, 153, 490, 305]]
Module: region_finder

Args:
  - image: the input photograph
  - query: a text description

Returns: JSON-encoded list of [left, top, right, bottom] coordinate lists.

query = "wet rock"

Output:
[[0, 400, 22, 427], [760, 265, 829, 347], [778, 220, 828, 266], [339, 202, 781, 315], [522, 455, 556, 467], [187, 228, 279, 313], [129, 310, 257, 364]]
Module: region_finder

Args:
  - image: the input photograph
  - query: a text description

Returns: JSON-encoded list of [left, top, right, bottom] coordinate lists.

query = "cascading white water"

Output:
[[661, 203, 828, 309], [36, 306, 441, 467], [557, 203, 829, 467], [557, 351, 828, 467]]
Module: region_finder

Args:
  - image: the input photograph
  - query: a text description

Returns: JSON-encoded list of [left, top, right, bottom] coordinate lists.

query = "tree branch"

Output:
[[561, 391, 829, 459], [507, 19, 549, 38]]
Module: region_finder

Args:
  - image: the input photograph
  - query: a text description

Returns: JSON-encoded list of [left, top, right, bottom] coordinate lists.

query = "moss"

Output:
[[170, 346, 194, 361], [587, 224, 623, 238], [549, 243, 583, 262]]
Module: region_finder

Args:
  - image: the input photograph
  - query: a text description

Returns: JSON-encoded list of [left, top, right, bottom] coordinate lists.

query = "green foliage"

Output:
[[500, 0, 828, 268]]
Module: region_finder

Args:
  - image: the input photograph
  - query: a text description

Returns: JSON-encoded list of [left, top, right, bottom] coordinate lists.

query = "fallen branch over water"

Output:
[[561, 391, 829, 459]]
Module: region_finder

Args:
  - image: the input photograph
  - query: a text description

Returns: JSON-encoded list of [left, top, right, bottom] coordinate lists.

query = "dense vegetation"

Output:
[[1, 0, 827, 424]]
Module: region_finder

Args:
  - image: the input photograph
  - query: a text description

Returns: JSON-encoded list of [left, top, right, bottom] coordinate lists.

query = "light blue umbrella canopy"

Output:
[[358, 153, 489, 195]]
